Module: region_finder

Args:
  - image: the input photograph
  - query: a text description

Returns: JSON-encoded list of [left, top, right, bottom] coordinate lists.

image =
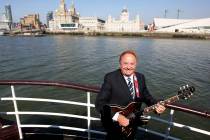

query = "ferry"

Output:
[[0, 29, 8, 36], [0, 80, 209, 140], [19, 32, 44, 37], [0, 31, 5, 36]]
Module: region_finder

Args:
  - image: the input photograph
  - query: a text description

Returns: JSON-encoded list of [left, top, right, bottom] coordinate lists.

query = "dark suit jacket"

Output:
[[95, 69, 157, 118]]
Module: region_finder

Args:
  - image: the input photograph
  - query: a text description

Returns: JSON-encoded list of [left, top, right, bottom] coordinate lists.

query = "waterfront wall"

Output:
[[4, 30, 210, 40], [45, 30, 210, 40]]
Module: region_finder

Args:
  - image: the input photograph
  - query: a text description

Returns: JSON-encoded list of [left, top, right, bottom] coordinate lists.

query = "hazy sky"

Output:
[[1, 0, 210, 24]]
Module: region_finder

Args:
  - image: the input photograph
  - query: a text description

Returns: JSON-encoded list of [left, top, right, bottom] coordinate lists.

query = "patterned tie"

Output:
[[127, 77, 135, 99]]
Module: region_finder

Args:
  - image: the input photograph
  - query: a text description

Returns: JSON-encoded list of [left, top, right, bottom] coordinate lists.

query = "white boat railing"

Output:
[[0, 80, 209, 140]]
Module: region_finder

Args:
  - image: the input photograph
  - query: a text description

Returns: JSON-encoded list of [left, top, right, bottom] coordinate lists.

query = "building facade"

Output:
[[105, 8, 144, 32], [0, 5, 13, 30], [153, 18, 210, 33], [0, 14, 9, 30], [49, 0, 80, 31], [46, 11, 53, 28], [5, 5, 13, 23], [20, 14, 41, 29], [79, 17, 105, 31]]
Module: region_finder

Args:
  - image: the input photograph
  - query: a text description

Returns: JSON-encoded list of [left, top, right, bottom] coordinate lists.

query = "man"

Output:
[[95, 50, 165, 139]]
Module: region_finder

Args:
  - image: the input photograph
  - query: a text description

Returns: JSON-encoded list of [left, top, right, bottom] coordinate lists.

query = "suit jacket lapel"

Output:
[[117, 69, 133, 100]]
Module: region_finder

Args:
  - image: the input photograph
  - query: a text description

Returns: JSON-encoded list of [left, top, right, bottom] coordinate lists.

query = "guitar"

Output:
[[104, 85, 195, 138]]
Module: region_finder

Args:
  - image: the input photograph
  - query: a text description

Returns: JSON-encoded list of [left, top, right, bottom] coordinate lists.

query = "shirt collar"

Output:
[[123, 74, 134, 82]]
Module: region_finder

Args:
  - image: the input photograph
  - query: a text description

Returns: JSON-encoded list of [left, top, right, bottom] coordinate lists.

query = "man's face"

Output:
[[120, 53, 137, 76]]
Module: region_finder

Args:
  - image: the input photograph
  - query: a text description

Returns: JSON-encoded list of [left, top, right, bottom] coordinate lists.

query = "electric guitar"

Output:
[[104, 85, 195, 138]]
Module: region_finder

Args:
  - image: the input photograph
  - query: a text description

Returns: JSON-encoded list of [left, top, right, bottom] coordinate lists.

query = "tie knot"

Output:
[[127, 77, 131, 82]]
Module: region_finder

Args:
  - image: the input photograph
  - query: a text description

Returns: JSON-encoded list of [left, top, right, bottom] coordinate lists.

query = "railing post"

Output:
[[11, 85, 23, 139], [87, 91, 91, 140], [164, 109, 175, 140]]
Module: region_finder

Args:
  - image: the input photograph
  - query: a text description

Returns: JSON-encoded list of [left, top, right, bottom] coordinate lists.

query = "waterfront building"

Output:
[[49, 0, 80, 31], [20, 14, 41, 30], [105, 7, 144, 32], [153, 18, 210, 33], [0, 5, 13, 30], [46, 11, 53, 28], [4, 5, 13, 23], [0, 14, 10, 30], [79, 17, 105, 31], [0, 22, 10, 31]]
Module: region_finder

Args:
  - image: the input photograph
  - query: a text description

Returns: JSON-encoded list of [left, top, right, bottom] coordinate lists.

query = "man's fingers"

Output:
[[155, 104, 166, 113], [118, 114, 129, 127]]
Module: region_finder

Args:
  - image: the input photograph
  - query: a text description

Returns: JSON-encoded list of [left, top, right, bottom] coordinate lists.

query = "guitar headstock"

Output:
[[177, 85, 195, 100]]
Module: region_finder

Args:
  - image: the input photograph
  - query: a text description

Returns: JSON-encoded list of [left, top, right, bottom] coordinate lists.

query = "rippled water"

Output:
[[0, 35, 210, 139]]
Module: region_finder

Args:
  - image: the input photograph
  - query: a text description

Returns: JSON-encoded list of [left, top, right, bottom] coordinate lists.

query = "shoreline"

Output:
[[3, 31, 210, 40], [46, 31, 210, 40]]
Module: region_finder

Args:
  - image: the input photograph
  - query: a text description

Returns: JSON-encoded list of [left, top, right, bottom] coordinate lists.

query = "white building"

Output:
[[49, 0, 80, 31], [0, 22, 10, 30], [105, 8, 144, 32], [153, 18, 210, 33], [79, 17, 105, 31], [0, 14, 10, 30]]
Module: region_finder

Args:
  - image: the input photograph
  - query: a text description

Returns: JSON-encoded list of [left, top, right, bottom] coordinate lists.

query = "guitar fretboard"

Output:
[[143, 95, 179, 114]]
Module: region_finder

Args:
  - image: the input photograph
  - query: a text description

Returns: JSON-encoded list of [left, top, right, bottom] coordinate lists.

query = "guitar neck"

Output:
[[143, 95, 179, 114]]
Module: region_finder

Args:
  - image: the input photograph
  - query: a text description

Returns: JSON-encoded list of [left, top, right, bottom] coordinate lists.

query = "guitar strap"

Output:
[[134, 74, 141, 98]]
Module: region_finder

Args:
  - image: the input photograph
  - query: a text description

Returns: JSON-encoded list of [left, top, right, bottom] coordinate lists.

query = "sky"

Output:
[[0, 0, 210, 24]]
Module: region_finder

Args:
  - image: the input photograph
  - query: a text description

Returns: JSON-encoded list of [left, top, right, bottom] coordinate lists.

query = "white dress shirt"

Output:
[[112, 74, 134, 121]]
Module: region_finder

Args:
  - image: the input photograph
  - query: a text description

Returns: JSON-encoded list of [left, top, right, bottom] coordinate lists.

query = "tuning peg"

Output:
[[186, 85, 189, 90], [190, 86, 195, 92]]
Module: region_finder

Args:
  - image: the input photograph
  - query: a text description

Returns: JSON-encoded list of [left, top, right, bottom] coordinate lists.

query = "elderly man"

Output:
[[95, 50, 165, 140]]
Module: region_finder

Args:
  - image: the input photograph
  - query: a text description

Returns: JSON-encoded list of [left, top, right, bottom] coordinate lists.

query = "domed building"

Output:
[[105, 7, 144, 32]]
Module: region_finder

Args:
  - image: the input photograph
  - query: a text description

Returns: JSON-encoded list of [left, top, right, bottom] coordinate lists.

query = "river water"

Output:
[[0, 35, 209, 139]]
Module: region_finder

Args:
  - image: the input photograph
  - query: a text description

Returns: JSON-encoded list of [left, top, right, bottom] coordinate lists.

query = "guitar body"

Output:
[[110, 102, 138, 116], [102, 102, 146, 138]]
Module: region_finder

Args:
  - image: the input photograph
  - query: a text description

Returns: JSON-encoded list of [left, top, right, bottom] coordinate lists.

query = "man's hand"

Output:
[[117, 114, 129, 127], [155, 103, 166, 114]]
